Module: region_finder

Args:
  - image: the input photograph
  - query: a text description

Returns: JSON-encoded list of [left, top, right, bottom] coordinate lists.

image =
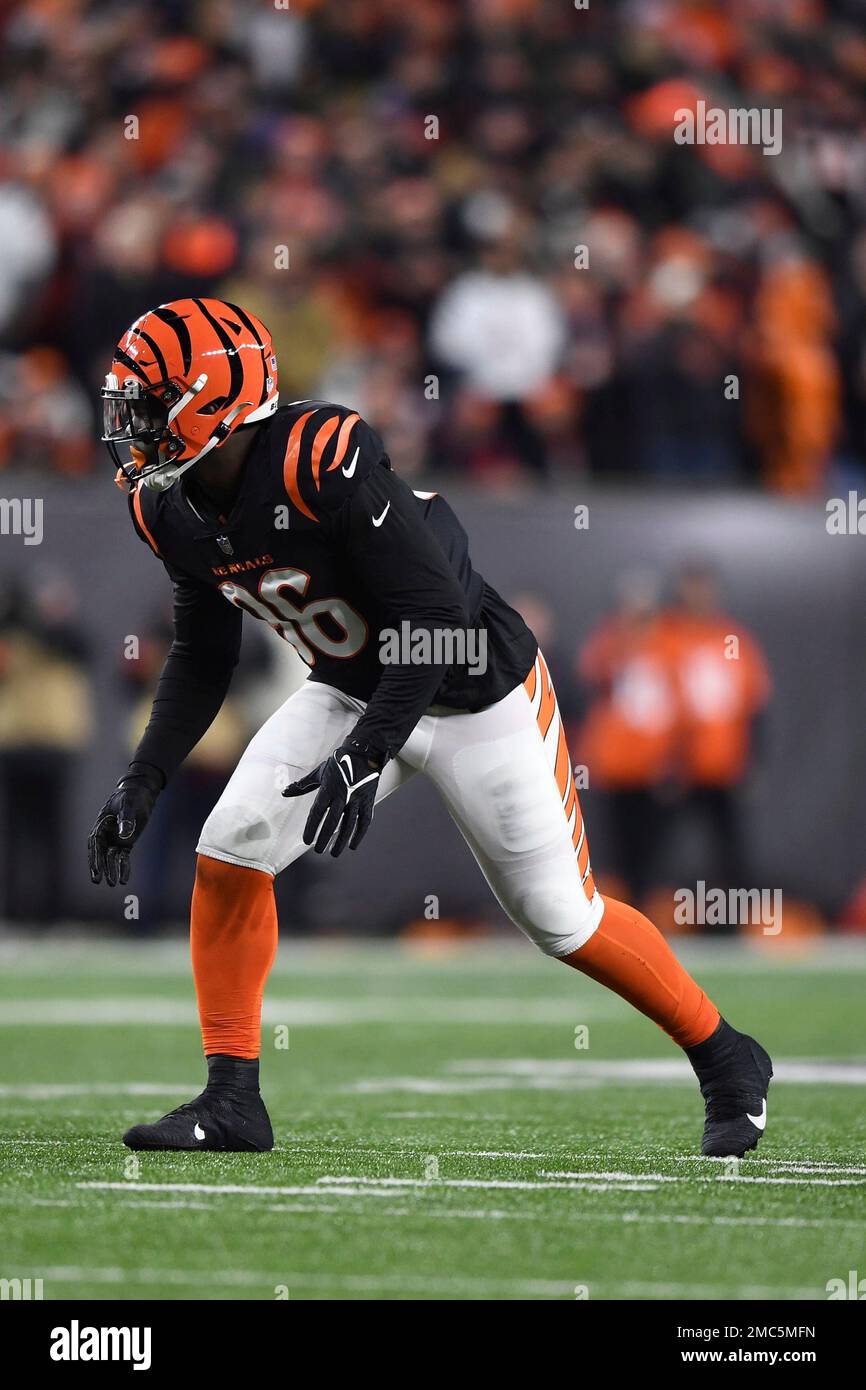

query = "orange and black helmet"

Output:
[[101, 297, 278, 491]]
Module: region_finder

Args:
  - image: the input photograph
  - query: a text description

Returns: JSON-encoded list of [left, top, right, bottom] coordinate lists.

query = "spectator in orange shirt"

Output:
[[745, 258, 841, 495], [667, 563, 771, 889], [577, 571, 680, 902]]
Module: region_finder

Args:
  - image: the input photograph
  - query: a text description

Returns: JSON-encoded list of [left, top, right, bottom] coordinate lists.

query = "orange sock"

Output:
[[190, 854, 278, 1059], [562, 897, 720, 1048]]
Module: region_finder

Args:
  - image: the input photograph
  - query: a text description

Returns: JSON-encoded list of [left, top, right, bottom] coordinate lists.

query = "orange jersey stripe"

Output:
[[133, 484, 160, 556], [283, 409, 318, 521], [326, 412, 360, 472], [310, 414, 340, 491]]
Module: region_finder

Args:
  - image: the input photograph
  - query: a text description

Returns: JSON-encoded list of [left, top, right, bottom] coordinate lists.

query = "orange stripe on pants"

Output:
[[528, 653, 596, 905]]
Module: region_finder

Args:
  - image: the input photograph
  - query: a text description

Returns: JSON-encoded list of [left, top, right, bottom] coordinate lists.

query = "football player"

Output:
[[89, 298, 772, 1156]]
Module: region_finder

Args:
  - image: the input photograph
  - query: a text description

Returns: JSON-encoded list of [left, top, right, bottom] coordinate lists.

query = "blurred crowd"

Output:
[[0, 0, 865, 492]]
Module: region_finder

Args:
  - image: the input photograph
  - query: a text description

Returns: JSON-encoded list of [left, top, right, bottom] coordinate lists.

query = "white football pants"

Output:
[[198, 651, 604, 957]]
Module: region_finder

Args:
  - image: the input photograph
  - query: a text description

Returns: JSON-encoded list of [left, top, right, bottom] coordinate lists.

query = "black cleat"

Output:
[[123, 1055, 274, 1152], [686, 1019, 773, 1158]]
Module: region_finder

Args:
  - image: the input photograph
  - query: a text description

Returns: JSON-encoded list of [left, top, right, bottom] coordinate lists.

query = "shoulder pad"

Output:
[[278, 403, 388, 522]]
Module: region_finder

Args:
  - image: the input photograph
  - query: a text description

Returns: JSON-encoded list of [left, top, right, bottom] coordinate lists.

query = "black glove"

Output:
[[88, 762, 164, 886], [282, 739, 382, 856]]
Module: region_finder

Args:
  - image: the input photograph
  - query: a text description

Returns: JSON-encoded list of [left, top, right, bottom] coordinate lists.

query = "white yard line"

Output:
[[382, 1111, 516, 1121], [350, 1077, 525, 1094], [78, 1166, 866, 1200], [538, 1169, 683, 1183], [450, 1058, 866, 1084], [17, 1263, 574, 1297], [1, 934, 864, 975], [79, 1178, 662, 1196], [264, 1203, 864, 1230], [4, 1263, 821, 1299], [630, 1156, 866, 1176], [295, 1147, 866, 1177], [595, 1280, 821, 1299], [120, 1200, 215, 1212], [325, 1172, 866, 1191], [10, 1139, 859, 1175], [284, 1143, 554, 1160], [0, 1082, 196, 1101], [542, 1169, 866, 1187], [619, 1211, 865, 1229], [15, 1190, 865, 1231], [348, 1057, 866, 1093], [0, 997, 613, 1027]]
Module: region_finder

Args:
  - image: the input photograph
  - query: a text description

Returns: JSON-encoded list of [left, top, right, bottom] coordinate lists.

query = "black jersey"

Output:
[[129, 401, 537, 775]]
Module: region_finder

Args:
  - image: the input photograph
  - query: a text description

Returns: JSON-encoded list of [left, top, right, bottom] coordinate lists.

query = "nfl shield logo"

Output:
[[217, 534, 234, 556]]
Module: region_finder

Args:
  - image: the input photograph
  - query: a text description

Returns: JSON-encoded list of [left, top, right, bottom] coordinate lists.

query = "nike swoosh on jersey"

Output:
[[372, 502, 390, 527], [342, 446, 360, 478]]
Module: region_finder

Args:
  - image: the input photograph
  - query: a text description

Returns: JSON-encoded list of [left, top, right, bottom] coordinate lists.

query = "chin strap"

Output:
[[144, 399, 253, 491]]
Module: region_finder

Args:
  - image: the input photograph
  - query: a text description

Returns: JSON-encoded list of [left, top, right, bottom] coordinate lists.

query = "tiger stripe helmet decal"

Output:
[[102, 297, 279, 491]]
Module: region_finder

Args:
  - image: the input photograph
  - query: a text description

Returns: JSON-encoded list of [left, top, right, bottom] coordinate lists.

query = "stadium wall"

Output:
[[0, 472, 861, 930]]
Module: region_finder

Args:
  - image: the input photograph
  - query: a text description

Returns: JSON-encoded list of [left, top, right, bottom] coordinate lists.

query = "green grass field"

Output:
[[1, 936, 864, 1301]]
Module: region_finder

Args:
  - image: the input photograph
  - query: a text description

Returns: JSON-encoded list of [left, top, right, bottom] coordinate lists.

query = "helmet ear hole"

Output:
[[199, 396, 228, 416]]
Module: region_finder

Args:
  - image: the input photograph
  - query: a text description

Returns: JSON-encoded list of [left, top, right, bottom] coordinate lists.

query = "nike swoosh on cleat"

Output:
[[193, 1122, 206, 1141], [746, 1100, 767, 1131], [372, 502, 390, 527], [342, 446, 360, 478]]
